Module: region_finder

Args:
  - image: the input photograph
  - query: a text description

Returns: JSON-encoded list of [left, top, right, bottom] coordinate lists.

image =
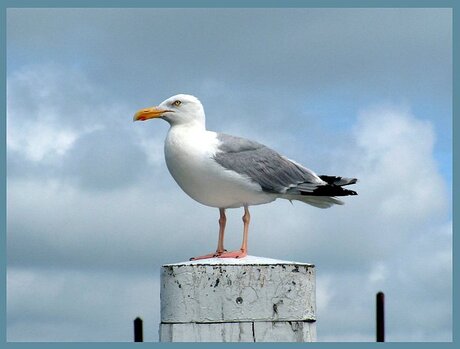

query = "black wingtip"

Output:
[[319, 175, 358, 186], [301, 182, 358, 197]]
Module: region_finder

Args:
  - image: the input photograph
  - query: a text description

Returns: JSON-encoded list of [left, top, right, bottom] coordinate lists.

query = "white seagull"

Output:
[[134, 94, 357, 260]]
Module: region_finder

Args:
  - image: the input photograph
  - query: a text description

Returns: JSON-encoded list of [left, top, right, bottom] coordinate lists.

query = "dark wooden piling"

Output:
[[376, 292, 385, 342], [134, 317, 143, 342]]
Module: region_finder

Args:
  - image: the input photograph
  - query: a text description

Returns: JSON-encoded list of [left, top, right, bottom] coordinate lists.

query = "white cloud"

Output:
[[6, 64, 147, 171], [7, 65, 153, 192], [368, 263, 388, 284], [7, 64, 105, 162], [7, 121, 78, 162], [352, 105, 447, 221]]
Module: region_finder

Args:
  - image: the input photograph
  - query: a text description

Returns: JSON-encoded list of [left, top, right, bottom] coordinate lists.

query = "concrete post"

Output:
[[159, 256, 316, 342]]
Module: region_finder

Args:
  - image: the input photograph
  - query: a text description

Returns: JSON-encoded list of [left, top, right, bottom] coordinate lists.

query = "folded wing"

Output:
[[213, 133, 357, 209]]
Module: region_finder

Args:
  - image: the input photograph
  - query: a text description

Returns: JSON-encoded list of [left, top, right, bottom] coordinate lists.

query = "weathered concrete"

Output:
[[159, 256, 316, 342], [160, 321, 316, 342]]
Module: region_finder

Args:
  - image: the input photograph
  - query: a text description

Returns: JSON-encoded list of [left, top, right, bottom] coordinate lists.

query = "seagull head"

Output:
[[133, 94, 205, 127]]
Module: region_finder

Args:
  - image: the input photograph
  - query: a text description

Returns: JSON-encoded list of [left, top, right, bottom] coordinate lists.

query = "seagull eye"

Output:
[[173, 100, 182, 107]]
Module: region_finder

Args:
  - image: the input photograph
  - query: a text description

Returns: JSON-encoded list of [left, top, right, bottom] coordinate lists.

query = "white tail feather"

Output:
[[281, 194, 344, 209]]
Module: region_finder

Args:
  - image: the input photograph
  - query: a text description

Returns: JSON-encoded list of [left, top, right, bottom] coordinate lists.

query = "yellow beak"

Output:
[[133, 106, 170, 121]]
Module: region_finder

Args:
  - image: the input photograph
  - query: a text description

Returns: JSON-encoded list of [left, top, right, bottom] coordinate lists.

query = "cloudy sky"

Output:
[[7, 8, 452, 342]]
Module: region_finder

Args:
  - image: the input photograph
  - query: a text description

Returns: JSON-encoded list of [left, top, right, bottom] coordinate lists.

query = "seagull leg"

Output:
[[216, 208, 227, 254], [190, 208, 227, 261], [218, 205, 249, 259]]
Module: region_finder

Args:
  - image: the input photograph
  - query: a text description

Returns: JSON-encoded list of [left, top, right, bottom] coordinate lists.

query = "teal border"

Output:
[[2, 0, 458, 8], [2, 0, 456, 348]]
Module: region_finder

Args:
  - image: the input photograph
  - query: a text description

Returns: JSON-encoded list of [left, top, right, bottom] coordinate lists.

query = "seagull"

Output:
[[134, 94, 357, 260]]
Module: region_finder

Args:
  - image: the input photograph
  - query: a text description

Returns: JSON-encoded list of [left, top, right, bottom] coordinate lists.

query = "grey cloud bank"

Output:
[[7, 9, 452, 111]]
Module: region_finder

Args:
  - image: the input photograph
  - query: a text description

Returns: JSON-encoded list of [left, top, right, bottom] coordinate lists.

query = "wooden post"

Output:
[[159, 256, 316, 342], [376, 292, 385, 342], [134, 317, 143, 342]]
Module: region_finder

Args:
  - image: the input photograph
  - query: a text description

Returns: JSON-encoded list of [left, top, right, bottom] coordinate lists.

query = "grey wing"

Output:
[[213, 133, 323, 194]]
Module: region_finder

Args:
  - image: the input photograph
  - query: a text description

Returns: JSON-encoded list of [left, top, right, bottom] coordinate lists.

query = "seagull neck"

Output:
[[170, 121, 206, 132]]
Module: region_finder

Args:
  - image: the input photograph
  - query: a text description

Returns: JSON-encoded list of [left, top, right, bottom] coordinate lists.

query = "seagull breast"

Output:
[[164, 124, 275, 208]]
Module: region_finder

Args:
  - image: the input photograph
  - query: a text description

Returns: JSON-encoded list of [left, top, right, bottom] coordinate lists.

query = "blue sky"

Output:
[[6, 8, 452, 341]]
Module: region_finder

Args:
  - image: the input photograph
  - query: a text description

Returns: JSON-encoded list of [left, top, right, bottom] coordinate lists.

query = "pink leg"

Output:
[[218, 205, 250, 259], [216, 208, 227, 253], [190, 208, 227, 261]]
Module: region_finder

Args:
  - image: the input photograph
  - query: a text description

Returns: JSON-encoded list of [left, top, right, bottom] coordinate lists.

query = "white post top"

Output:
[[160, 255, 316, 324], [163, 255, 314, 267]]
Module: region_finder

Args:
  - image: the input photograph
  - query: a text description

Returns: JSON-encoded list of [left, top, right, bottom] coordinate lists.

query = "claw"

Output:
[[190, 250, 225, 261], [217, 249, 247, 259]]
